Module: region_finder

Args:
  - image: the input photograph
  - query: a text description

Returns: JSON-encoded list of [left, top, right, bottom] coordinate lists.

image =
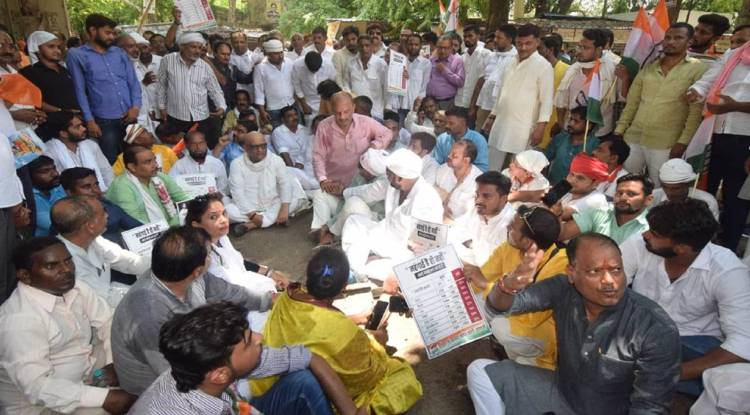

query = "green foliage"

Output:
[[66, 0, 176, 34], [277, 0, 356, 35]]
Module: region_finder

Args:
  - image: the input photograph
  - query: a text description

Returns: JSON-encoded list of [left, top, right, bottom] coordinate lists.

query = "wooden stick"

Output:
[[137, 0, 156, 33], [583, 119, 589, 150]]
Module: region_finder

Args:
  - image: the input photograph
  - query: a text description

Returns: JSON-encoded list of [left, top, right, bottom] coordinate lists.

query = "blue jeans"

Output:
[[250, 369, 333, 415], [677, 335, 722, 396], [95, 118, 126, 164]]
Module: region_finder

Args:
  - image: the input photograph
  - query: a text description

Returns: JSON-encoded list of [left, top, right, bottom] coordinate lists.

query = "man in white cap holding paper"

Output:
[[253, 39, 296, 128], [129, 32, 161, 134], [157, 31, 226, 141], [342, 148, 444, 282], [652, 158, 719, 219]]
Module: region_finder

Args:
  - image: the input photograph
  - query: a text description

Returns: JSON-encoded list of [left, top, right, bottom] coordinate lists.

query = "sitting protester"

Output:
[[270, 106, 318, 190], [407, 132, 440, 185], [592, 134, 630, 200], [501, 150, 550, 205], [555, 153, 609, 220], [467, 233, 681, 415], [434, 140, 482, 222], [214, 118, 258, 173], [651, 158, 719, 219], [544, 106, 599, 185], [130, 301, 366, 415], [112, 123, 178, 175], [252, 247, 422, 414], [27, 155, 66, 237]]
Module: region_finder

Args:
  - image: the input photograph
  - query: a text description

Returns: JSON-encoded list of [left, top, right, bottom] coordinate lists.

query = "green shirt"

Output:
[[106, 172, 190, 227], [573, 204, 649, 245], [615, 56, 707, 149]]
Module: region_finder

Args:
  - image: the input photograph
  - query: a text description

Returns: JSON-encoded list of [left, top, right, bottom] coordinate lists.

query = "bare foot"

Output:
[[318, 229, 334, 246]]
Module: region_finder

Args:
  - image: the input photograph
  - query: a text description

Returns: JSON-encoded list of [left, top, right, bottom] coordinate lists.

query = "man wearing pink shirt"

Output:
[[310, 92, 390, 244]]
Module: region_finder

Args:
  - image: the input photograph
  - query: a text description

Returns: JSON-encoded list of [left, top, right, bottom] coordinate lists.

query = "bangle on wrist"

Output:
[[496, 274, 518, 295]]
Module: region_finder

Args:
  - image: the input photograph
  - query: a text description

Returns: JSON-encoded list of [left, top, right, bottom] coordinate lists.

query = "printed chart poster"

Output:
[[409, 219, 448, 252], [175, 173, 217, 197], [174, 0, 217, 31], [393, 246, 491, 359], [122, 221, 169, 256], [387, 50, 408, 96]]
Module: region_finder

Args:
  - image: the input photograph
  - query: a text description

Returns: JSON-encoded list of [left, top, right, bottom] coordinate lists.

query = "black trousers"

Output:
[[167, 115, 222, 149], [0, 207, 17, 304], [707, 133, 750, 252]]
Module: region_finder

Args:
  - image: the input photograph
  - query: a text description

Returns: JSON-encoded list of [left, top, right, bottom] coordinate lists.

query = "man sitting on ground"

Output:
[[503, 150, 550, 205], [131, 301, 365, 415], [270, 105, 318, 190], [112, 226, 274, 395], [544, 106, 599, 185], [435, 140, 482, 222], [592, 134, 630, 199], [408, 132, 440, 185], [559, 173, 653, 244], [0, 237, 137, 414], [107, 145, 190, 227], [467, 233, 681, 415], [229, 131, 308, 236], [404, 97, 440, 136], [112, 123, 178, 175], [621, 199, 750, 396], [28, 155, 67, 236], [60, 167, 143, 245], [651, 158, 719, 219], [52, 196, 149, 305], [433, 107, 489, 172], [464, 206, 566, 370], [556, 153, 609, 220]]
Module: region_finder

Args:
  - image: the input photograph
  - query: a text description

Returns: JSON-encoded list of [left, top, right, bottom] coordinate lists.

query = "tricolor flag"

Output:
[[441, 0, 460, 32], [584, 59, 604, 126], [620, 0, 669, 80]]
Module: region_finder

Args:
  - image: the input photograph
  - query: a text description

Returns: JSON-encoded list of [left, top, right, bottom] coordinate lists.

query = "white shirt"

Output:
[[421, 155, 440, 185], [292, 58, 336, 113], [489, 52, 554, 154], [622, 238, 750, 361], [395, 55, 431, 110], [44, 138, 115, 190], [228, 153, 293, 214], [333, 48, 358, 88], [554, 60, 616, 136], [651, 187, 720, 220], [345, 55, 388, 119], [286, 49, 305, 61], [0, 282, 112, 414], [59, 236, 150, 306], [301, 45, 335, 62], [435, 164, 482, 220], [270, 124, 313, 166], [560, 190, 608, 213], [169, 154, 229, 195], [208, 236, 276, 295], [373, 44, 388, 59], [253, 58, 296, 111], [455, 45, 491, 108], [690, 48, 750, 136], [596, 167, 629, 200], [450, 202, 515, 266], [477, 47, 517, 110], [134, 55, 162, 132], [404, 111, 436, 136], [157, 52, 226, 122], [230, 49, 264, 93], [0, 130, 24, 209]]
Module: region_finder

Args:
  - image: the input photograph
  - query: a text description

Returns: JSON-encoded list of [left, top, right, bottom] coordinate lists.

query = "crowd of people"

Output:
[[0, 8, 748, 415]]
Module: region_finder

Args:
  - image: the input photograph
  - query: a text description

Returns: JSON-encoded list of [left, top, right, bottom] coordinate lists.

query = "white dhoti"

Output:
[[490, 315, 546, 368], [328, 196, 375, 236], [288, 165, 320, 190], [222, 195, 247, 224], [311, 190, 343, 230]]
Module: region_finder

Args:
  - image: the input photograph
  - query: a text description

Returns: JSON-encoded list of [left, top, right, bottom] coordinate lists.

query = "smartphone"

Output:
[[389, 295, 409, 314], [542, 180, 573, 207], [366, 300, 390, 330]]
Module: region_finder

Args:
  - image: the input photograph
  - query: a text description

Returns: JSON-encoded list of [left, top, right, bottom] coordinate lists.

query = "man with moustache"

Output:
[[467, 233, 681, 415], [254, 39, 296, 128], [394, 34, 431, 124], [333, 26, 360, 88], [559, 173, 653, 244], [302, 26, 335, 62], [67, 14, 142, 163], [130, 32, 162, 132], [28, 156, 67, 236], [621, 199, 750, 396], [454, 25, 490, 125], [0, 237, 137, 414]]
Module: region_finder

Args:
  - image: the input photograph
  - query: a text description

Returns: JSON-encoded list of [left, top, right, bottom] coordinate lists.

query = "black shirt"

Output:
[[488, 275, 681, 415], [19, 62, 81, 139]]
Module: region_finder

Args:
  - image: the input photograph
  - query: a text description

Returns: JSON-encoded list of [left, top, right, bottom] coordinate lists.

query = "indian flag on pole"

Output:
[[446, 0, 460, 32], [620, 0, 669, 80], [584, 59, 604, 126]]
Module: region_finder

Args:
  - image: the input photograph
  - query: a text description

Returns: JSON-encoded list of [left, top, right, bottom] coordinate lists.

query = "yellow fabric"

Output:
[[539, 60, 570, 149], [112, 144, 178, 175], [251, 293, 423, 414], [478, 243, 568, 369]]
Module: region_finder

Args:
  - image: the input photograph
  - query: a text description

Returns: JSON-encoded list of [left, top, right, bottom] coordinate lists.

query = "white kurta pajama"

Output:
[[228, 153, 307, 228], [449, 202, 515, 266], [342, 177, 443, 280], [44, 138, 114, 190], [270, 124, 319, 190], [345, 55, 388, 119], [488, 52, 554, 166], [134, 55, 162, 133], [328, 176, 389, 236], [434, 164, 482, 220]]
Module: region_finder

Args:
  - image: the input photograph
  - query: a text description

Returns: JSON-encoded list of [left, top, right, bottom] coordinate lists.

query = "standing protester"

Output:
[[230, 31, 263, 96], [254, 39, 296, 128], [0, 116, 25, 303], [367, 23, 388, 59], [537, 34, 570, 149], [689, 14, 731, 60], [395, 34, 431, 124], [130, 32, 162, 133], [484, 24, 553, 170], [474, 25, 517, 134], [157, 32, 226, 148], [292, 51, 337, 125], [426, 35, 465, 110], [454, 25, 490, 128], [66, 14, 141, 163], [303, 26, 335, 62], [333, 26, 359, 88], [344, 35, 388, 120]]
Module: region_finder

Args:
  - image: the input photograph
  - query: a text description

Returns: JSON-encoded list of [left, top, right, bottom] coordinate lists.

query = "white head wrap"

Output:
[[386, 148, 422, 180], [27, 31, 58, 64], [360, 148, 388, 177], [514, 150, 549, 175], [128, 32, 149, 46], [659, 158, 697, 184], [177, 32, 206, 46], [263, 39, 284, 53], [124, 124, 146, 144]]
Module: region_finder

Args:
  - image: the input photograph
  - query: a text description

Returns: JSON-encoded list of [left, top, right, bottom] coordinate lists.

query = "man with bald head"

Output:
[[52, 195, 149, 305], [229, 131, 308, 235], [310, 92, 390, 243]]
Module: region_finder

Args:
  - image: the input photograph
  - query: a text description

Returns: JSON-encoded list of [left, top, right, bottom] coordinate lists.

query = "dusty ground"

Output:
[[231, 210, 695, 414]]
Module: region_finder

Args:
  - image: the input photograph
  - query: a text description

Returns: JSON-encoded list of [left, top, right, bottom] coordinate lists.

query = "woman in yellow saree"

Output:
[[251, 247, 422, 414]]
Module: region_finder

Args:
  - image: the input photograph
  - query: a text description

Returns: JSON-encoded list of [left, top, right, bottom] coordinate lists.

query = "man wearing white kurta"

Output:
[[229, 132, 307, 233], [474, 26, 517, 131], [435, 140, 483, 221], [342, 149, 443, 281], [270, 107, 318, 190], [230, 31, 264, 96], [394, 34, 431, 120], [454, 26, 491, 116], [484, 25, 553, 170], [292, 51, 336, 125], [408, 131, 440, 185], [344, 36, 388, 120], [253, 39, 296, 128], [130, 32, 162, 134]]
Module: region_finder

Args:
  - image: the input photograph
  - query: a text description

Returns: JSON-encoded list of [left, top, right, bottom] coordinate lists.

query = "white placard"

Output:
[[393, 246, 491, 359], [409, 219, 448, 252], [387, 50, 408, 96], [175, 173, 217, 197], [122, 221, 169, 256], [174, 0, 217, 31]]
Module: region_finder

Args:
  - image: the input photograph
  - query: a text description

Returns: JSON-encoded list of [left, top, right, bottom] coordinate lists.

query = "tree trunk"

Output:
[[553, 0, 575, 14], [666, 0, 682, 24], [228, 0, 237, 26], [487, 0, 511, 28], [534, 0, 548, 17], [738, 0, 750, 26]]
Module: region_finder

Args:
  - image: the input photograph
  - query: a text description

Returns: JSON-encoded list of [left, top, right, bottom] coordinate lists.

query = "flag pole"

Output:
[[583, 120, 589, 150]]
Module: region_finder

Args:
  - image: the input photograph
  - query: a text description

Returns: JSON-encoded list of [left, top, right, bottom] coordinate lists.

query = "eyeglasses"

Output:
[[519, 206, 538, 236], [247, 143, 267, 150]]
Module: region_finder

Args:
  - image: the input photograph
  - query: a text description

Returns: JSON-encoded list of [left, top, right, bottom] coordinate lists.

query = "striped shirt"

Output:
[[128, 345, 311, 414], [157, 52, 226, 122]]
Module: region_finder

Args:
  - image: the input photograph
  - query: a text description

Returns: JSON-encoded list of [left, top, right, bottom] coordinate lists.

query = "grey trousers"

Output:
[[0, 207, 17, 304], [485, 360, 576, 415]]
